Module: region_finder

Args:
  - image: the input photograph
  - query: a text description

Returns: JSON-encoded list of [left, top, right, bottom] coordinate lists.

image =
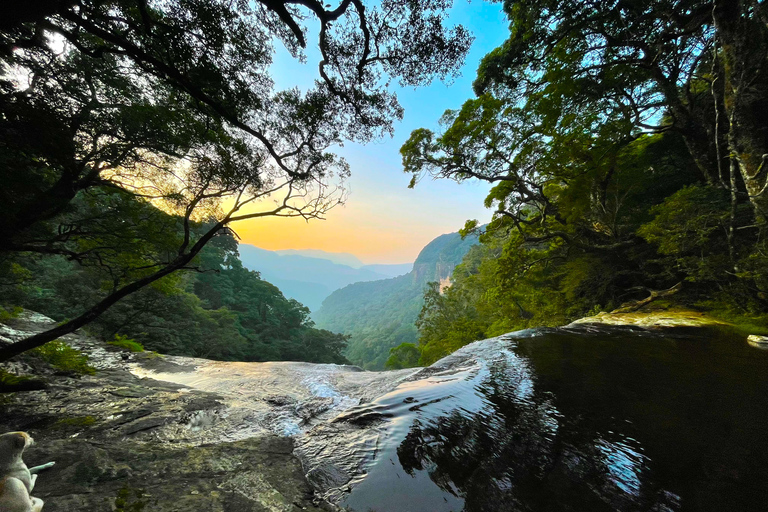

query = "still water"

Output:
[[328, 325, 768, 511]]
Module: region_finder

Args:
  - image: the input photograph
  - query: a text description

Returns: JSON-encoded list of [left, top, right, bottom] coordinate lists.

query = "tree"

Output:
[[468, 0, 768, 227], [385, 342, 421, 369], [0, 0, 472, 361], [2, 224, 352, 363], [402, 0, 768, 312], [402, 2, 768, 362]]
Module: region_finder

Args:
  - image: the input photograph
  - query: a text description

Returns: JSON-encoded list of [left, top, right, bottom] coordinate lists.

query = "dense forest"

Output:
[[314, 231, 477, 369], [392, 0, 768, 367], [0, 190, 350, 363]]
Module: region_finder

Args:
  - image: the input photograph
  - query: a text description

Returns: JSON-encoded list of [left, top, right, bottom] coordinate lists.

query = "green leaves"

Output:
[[638, 186, 730, 257], [402, 0, 768, 364], [385, 343, 421, 369]]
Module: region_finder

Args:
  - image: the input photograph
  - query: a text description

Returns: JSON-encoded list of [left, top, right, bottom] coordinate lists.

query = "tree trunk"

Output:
[[714, 0, 768, 228], [0, 222, 226, 363]]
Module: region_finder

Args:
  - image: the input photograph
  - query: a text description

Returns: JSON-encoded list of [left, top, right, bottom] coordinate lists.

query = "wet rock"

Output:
[[0, 310, 419, 511], [0, 321, 334, 511], [569, 308, 730, 329], [0, 374, 329, 512], [21, 436, 325, 512], [109, 386, 155, 398], [747, 334, 768, 349], [121, 415, 173, 435]]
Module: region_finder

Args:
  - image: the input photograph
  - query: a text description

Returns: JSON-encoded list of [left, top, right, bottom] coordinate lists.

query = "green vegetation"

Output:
[[3, 228, 351, 364], [0, 367, 49, 392], [0, 368, 47, 393], [0, 305, 22, 324], [314, 231, 477, 369], [401, 0, 768, 366], [55, 416, 97, 427], [0, 369, 32, 387], [0, 0, 471, 362], [385, 343, 421, 370], [32, 340, 96, 375], [107, 335, 145, 353], [113, 487, 147, 512]]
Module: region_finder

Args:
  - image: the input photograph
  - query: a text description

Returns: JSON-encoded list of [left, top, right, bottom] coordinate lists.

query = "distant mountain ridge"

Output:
[[237, 245, 411, 311], [275, 249, 365, 268], [313, 230, 479, 369]]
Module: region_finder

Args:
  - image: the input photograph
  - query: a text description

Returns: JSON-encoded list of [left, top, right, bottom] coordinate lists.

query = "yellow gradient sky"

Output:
[[231, 3, 508, 264]]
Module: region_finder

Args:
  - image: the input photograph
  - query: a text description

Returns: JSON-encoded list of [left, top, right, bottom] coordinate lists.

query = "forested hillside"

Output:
[[314, 231, 477, 369], [237, 245, 390, 311], [400, 0, 768, 366], [0, 191, 349, 363]]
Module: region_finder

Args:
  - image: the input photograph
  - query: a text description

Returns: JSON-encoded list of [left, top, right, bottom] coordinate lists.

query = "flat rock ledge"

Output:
[[0, 313, 331, 512], [569, 309, 731, 329]]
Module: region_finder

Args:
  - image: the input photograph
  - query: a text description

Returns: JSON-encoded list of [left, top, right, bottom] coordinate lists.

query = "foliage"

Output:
[[0, 0, 471, 360], [315, 273, 424, 369], [0, 369, 45, 393], [4, 225, 351, 364], [32, 340, 96, 375], [314, 231, 477, 369], [0, 369, 32, 386], [0, 368, 47, 392], [0, 305, 23, 324], [403, 1, 768, 364], [385, 343, 422, 370], [108, 335, 145, 353]]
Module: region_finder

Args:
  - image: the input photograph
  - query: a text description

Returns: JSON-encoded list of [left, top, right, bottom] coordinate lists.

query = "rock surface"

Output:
[[3, 307, 762, 511], [569, 308, 731, 329], [0, 312, 414, 511], [747, 334, 768, 349]]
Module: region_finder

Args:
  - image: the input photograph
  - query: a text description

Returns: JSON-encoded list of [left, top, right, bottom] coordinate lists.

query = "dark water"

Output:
[[335, 325, 768, 512]]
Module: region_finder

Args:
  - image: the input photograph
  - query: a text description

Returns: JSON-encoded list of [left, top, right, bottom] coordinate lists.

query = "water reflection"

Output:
[[338, 326, 768, 511], [392, 351, 674, 511]]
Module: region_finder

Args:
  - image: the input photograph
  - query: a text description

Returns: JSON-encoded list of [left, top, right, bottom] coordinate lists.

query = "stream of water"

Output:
[[306, 325, 768, 511], [133, 323, 768, 511]]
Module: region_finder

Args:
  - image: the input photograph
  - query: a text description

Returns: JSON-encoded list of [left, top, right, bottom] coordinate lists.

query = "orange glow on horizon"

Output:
[[220, 168, 492, 265], [229, 211, 445, 265]]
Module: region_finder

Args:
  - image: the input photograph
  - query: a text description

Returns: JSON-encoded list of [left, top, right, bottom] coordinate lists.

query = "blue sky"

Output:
[[235, 1, 509, 264]]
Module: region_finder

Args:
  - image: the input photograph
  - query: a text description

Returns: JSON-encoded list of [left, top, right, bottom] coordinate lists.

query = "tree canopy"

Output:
[[402, 0, 768, 365], [2, 219, 351, 363], [0, 0, 472, 361]]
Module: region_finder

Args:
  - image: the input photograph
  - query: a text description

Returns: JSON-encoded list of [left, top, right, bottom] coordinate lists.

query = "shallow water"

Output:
[[130, 323, 768, 511], [319, 325, 768, 512]]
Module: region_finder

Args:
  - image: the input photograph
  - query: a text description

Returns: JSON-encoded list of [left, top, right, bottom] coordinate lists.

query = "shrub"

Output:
[[33, 340, 96, 375], [108, 334, 145, 353], [0, 305, 23, 324]]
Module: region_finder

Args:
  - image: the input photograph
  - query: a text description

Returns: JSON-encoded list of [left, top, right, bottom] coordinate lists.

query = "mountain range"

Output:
[[313, 230, 479, 369], [237, 245, 411, 311]]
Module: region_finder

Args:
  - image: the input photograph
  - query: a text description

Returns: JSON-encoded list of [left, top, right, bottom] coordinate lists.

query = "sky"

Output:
[[232, 1, 510, 264]]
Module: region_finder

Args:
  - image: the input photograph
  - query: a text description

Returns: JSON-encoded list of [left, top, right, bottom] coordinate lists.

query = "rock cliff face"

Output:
[[0, 312, 415, 511], [409, 231, 479, 284]]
